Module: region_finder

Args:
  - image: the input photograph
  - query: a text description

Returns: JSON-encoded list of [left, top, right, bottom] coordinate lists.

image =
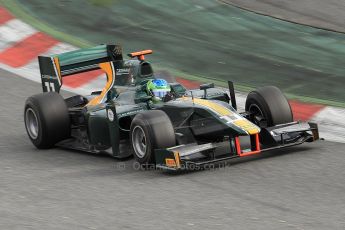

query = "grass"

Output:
[[88, 0, 120, 7], [1, 0, 344, 108]]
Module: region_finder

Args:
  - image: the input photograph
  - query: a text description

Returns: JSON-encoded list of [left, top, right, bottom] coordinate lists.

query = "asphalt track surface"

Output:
[[1, 69, 345, 229], [223, 0, 345, 33]]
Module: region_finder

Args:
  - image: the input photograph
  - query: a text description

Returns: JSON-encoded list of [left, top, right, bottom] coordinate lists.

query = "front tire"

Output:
[[245, 86, 293, 127], [130, 110, 176, 164], [24, 92, 70, 149]]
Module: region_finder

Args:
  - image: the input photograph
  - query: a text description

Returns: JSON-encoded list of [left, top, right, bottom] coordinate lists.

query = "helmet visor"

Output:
[[152, 89, 169, 98]]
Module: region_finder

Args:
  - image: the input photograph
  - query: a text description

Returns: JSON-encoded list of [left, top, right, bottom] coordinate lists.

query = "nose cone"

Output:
[[189, 98, 261, 135]]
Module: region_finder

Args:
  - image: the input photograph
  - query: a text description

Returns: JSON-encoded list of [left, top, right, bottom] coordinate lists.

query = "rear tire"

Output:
[[24, 92, 70, 149], [130, 110, 176, 165], [245, 86, 293, 127]]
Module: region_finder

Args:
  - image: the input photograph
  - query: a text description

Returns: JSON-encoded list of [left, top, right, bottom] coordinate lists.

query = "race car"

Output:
[[24, 44, 319, 170]]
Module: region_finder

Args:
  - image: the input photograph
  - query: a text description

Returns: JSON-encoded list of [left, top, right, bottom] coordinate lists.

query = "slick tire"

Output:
[[130, 110, 176, 165], [245, 86, 293, 127], [24, 92, 70, 149]]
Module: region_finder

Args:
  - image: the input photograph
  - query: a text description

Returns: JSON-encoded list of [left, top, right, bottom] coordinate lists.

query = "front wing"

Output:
[[155, 122, 319, 170]]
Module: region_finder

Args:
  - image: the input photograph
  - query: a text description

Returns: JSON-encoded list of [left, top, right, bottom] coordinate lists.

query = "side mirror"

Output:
[[170, 83, 187, 97], [200, 83, 214, 98], [200, 83, 214, 90]]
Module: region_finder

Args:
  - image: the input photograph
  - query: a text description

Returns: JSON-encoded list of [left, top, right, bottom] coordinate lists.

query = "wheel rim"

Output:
[[132, 126, 147, 158], [248, 104, 266, 126], [25, 108, 39, 139]]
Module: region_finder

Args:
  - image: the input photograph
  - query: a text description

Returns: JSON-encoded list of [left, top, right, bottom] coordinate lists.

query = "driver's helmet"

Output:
[[146, 79, 171, 100]]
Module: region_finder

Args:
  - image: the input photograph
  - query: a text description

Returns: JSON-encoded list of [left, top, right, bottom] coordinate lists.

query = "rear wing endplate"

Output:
[[38, 44, 123, 93]]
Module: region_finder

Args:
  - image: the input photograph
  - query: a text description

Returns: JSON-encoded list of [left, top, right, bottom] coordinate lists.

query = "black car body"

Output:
[[24, 44, 319, 171]]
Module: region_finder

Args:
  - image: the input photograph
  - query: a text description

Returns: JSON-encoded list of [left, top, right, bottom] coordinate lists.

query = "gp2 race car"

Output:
[[24, 44, 319, 170]]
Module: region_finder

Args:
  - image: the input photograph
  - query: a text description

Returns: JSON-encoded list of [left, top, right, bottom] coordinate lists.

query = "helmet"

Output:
[[147, 79, 171, 99]]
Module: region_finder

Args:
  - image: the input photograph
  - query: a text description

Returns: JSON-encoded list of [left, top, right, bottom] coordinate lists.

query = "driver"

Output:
[[146, 79, 173, 102]]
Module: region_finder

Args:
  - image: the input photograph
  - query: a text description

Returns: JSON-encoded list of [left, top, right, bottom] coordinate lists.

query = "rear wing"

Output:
[[38, 44, 123, 93]]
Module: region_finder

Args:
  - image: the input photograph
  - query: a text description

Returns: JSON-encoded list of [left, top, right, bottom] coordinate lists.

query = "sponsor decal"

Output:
[[117, 109, 144, 118], [116, 68, 130, 76], [41, 74, 57, 80]]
